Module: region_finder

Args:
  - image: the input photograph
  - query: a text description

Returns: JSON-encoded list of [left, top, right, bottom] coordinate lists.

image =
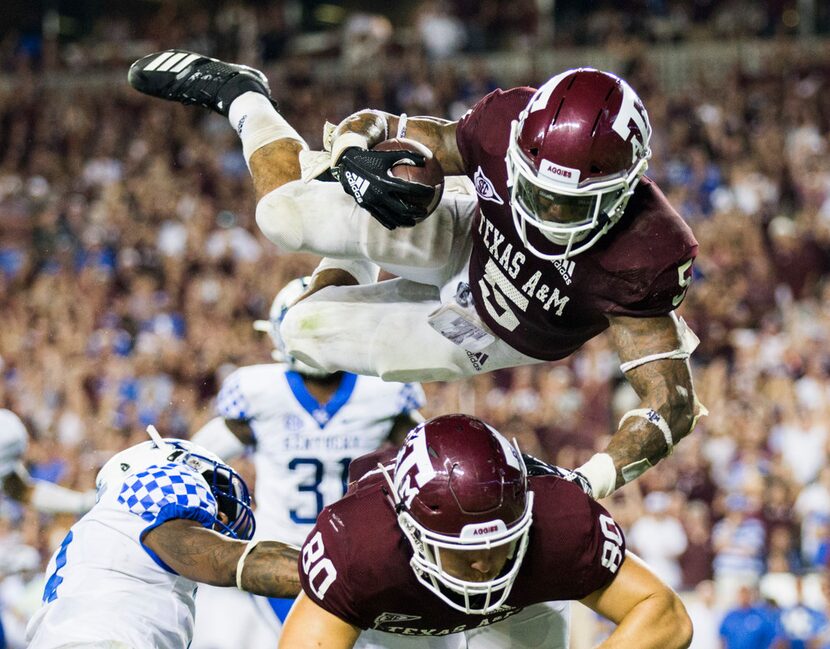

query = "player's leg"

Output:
[[127, 50, 306, 201], [280, 279, 542, 382]]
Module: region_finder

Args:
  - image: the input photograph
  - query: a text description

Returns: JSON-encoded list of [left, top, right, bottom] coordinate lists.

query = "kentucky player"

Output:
[[25, 427, 300, 649], [128, 53, 703, 500], [280, 414, 693, 649], [1, 408, 96, 515], [188, 277, 425, 644]]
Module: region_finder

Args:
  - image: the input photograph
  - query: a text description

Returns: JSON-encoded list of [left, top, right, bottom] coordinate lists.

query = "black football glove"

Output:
[[335, 147, 436, 230]]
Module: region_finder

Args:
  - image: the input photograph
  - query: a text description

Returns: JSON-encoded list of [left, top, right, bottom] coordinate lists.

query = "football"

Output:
[[372, 137, 445, 215]]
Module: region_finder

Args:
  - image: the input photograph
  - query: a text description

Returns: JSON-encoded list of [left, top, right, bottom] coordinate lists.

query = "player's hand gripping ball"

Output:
[[336, 138, 444, 230]]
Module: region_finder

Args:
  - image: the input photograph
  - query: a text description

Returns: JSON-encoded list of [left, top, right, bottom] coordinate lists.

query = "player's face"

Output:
[[515, 177, 594, 225], [214, 511, 230, 531], [439, 544, 512, 582]]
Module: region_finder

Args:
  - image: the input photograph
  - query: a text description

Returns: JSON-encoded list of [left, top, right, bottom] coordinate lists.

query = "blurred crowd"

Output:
[[2, 1, 830, 647]]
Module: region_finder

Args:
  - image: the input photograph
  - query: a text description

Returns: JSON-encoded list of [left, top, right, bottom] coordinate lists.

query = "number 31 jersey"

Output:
[[217, 364, 424, 546]]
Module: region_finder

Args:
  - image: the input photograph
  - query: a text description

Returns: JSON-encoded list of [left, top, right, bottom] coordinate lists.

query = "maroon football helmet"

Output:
[[506, 68, 652, 260], [382, 414, 533, 614]]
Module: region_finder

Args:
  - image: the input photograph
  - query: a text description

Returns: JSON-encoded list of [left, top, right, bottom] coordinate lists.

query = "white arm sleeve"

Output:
[[30, 480, 97, 515], [191, 416, 246, 461]]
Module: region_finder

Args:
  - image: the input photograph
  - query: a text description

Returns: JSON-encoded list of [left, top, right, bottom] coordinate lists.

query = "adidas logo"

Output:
[[236, 114, 246, 135], [552, 259, 575, 285], [344, 171, 370, 203], [466, 351, 489, 371], [142, 51, 202, 74]]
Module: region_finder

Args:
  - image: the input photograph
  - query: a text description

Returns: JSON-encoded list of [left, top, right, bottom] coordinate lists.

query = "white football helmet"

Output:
[[253, 277, 331, 378], [96, 427, 255, 540]]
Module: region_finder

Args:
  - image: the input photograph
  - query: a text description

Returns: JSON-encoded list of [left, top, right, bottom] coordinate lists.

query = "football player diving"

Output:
[[128, 51, 705, 501]]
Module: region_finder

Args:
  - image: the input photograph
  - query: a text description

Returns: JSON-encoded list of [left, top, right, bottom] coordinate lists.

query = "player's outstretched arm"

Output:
[[278, 592, 361, 649], [142, 518, 301, 598], [4, 469, 96, 514], [578, 314, 700, 497], [190, 416, 255, 462], [580, 551, 692, 649]]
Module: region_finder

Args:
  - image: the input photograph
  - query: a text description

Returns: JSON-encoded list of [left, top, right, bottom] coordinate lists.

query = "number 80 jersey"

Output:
[[217, 364, 424, 546]]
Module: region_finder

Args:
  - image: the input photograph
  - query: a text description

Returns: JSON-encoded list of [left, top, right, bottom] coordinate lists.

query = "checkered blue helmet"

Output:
[[96, 436, 255, 540]]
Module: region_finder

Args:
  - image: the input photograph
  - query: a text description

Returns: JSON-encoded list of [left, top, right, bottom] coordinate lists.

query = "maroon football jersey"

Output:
[[456, 88, 698, 361], [298, 470, 625, 635]]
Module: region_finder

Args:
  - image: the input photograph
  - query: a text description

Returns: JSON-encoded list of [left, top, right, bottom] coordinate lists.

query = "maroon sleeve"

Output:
[[456, 87, 534, 177], [576, 498, 628, 596], [298, 507, 362, 626], [600, 178, 699, 317], [522, 478, 627, 601]]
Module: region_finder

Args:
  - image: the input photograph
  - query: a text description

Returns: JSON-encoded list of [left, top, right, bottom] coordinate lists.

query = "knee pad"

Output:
[[279, 300, 331, 371], [255, 187, 304, 251]]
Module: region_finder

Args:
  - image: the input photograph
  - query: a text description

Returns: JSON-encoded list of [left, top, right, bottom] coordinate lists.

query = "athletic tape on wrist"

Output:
[[619, 314, 700, 374], [236, 539, 262, 590], [330, 132, 370, 166], [576, 453, 617, 500], [619, 408, 674, 453]]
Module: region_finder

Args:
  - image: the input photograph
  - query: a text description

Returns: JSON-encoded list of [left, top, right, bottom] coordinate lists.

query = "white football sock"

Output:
[[228, 92, 308, 168]]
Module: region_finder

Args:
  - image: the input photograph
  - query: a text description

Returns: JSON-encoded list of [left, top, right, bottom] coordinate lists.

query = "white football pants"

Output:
[[355, 601, 570, 649], [256, 179, 541, 382]]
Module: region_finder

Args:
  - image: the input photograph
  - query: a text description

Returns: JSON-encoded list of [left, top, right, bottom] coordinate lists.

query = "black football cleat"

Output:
[[128, 50, 276, 116]]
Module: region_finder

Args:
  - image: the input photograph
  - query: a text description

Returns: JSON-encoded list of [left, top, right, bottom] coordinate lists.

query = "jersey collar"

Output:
[[284, 371, 357, 428]]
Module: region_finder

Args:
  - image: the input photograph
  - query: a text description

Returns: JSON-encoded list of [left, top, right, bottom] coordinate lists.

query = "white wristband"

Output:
[[236, 540, 262, 590], [396, 113, 408, 139], [577, 453, 617, 500], [619, 408, 674, 454], [330, 132, 370, 166]]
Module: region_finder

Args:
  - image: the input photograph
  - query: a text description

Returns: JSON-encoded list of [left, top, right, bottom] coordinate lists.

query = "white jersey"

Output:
[[26, 459, 221, 649], [0, 409, 27, 479], [217, 364, 424, 546]]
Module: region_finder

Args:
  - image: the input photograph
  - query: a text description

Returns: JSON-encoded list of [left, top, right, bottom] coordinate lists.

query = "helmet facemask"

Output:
[[396, 491, 534, 614], [187, 450, 256, 541]]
